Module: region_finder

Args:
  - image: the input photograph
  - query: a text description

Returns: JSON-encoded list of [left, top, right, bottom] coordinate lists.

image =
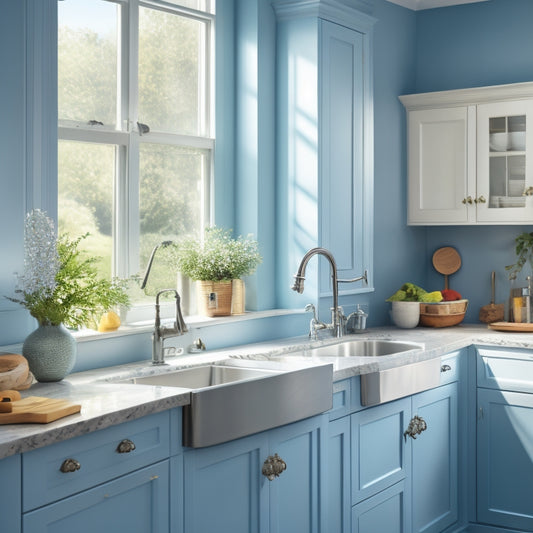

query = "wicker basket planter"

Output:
[[197, 279, 245, 317]]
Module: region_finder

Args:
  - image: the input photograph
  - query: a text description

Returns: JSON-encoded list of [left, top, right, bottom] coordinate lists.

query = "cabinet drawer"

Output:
[[477, 347, 533, 393], [23, 410, 170, 511], [440, 350, 462, 386], [23, 460, 169, 533]]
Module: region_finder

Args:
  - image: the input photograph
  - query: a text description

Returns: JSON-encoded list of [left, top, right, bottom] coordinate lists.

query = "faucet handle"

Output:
[[305, 303, 318, 321]]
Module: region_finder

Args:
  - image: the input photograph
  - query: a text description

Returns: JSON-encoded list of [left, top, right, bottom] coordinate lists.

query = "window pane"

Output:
[[58, 0, 118, 127], [139, 143, 208, 293], [58, 140, 115, 279], [165, 0, 215, 14], [139, 7, 208, 136]]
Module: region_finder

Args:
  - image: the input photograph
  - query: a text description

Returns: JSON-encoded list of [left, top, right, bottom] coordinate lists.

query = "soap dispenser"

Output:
[[347, 305, 368, 333]]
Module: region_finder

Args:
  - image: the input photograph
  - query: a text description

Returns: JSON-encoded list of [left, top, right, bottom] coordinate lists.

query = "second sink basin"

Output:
[[302, 339, 422, 358]]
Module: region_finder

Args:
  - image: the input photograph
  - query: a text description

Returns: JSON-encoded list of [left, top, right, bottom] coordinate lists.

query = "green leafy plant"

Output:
[[506, 231, 533, 281], [8, 210, 130, 328], [170, 227, 262, 281]]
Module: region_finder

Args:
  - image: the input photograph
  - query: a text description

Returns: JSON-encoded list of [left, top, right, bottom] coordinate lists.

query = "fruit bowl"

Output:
[[419, 299, 468, 327]]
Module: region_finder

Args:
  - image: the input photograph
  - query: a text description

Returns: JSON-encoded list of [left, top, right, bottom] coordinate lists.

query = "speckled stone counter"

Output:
[[1, 323, 532, 459]]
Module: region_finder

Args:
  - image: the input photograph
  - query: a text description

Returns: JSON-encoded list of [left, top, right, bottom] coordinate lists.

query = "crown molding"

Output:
[[387, 0, 489, 11]]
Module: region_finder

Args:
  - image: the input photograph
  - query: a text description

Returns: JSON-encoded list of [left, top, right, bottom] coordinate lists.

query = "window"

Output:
[[57, 0, 215, 304]]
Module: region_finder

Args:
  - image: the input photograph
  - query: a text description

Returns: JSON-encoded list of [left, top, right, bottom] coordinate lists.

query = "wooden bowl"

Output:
[[419, 299, 468, 328]]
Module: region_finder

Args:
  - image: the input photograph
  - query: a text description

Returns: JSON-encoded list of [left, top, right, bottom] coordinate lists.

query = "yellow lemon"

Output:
[[98, 311, 121, 332]]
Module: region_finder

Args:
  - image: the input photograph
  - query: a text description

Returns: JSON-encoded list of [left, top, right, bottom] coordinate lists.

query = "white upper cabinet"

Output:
[[400, 82, 533, 225]]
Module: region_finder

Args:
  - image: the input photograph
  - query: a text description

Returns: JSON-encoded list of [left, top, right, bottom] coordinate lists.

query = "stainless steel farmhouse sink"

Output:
[[119, 363, 333, 448], [302, 339, 422, 358]]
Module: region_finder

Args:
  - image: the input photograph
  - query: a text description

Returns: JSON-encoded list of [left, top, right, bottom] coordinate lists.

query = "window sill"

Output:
[[72, 308, 305, 343]]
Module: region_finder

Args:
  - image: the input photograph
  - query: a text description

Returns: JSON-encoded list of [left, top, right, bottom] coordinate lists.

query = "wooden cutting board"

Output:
[[488, 322, 533, 333], [0, 395, 81, 424]]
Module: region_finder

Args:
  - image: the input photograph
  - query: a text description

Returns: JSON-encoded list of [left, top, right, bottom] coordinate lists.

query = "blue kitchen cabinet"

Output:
[[273, 0, 375, 310], [328, 351, 463, 533], [183, 413, 326, 533], [477, 389, 533, 530], [352, 480, 411, 533], [23, 460, 169, 533], [20, 409, 176, 533], [476, 347, 533, 531], [411, 382, 458, 533], [0, 453, 21, 533]]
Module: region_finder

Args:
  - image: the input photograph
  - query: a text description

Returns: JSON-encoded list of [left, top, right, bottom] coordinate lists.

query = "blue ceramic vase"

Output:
[[22, 324, 77, 382]]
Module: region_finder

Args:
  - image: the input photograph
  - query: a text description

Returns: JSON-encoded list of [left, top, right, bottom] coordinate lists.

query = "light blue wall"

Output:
[[360, 0, 423, 326], [3, 0, 532, 370], [415, 0, 533, 322]]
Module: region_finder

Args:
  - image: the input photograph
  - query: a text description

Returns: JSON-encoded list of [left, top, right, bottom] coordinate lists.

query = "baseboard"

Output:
[[465, 524, 527, 533]]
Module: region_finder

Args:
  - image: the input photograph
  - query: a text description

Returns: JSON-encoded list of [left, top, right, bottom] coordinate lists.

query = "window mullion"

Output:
[[124, 0, 141, 277]]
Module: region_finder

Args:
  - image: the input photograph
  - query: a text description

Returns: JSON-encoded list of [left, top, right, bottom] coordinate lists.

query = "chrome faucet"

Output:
[[152, 289, 188, 365], [292, 247, 368, 338], [141, 241, 188, 365]]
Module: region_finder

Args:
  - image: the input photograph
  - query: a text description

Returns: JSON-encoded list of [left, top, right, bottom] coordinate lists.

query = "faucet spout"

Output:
[[292, 247, 341, 337]]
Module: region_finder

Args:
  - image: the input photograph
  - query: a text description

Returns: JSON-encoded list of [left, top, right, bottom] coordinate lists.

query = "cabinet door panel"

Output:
[[183, 433, 268, 533], [0, 454, 21, 533], [320, 20, 369, 296], [351, 397, 411, 504], [23, 461, 169, 533], [269, 415, 325, 533], [477, 388, 533, 530], [352, 480, 411, 533], [407, 107, 472, 224], [412, 383, 458, 533], [327, 417, 351, 533], [476, 100, 533, 223]]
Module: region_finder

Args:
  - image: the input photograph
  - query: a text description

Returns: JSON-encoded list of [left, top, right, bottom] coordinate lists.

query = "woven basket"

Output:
[[196, 279, 245, 317], [419, 299, 468, 327]]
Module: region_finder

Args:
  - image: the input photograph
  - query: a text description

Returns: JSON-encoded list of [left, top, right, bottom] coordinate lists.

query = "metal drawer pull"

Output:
[[404, 415, 427, 441], [262, 453, 287, 481], [60, 458, 81, 473], [441, 364, 452, 372], [116, 439, 136, 454]]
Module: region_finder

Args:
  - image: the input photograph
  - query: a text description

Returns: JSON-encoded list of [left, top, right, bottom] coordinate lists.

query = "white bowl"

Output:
[[509, 131, 525, 151], [489, 132, 509, 152], [390, 301, 420, 329]]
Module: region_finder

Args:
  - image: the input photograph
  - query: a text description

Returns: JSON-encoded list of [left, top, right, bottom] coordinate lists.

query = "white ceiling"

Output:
[[387, 0, 489, 10]]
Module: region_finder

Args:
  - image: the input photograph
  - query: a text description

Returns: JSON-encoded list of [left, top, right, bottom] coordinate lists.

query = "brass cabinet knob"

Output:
[[116, 439, 136, 454], [462, 196, 473, 205], [262, 453, 287, 481], [403, 415, 427, 441], [475, 195, 487, 204], [60, 458, 81, 473]]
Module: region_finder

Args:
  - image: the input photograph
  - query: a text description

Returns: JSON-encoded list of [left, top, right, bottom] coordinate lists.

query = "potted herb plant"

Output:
[[8, 210, 130, 382], [171, 227, 262, 317], [505, 231, 533, 281]]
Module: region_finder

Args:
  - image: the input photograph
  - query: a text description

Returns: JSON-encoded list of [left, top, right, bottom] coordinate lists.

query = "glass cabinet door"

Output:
[[477, 100, 533, 223]]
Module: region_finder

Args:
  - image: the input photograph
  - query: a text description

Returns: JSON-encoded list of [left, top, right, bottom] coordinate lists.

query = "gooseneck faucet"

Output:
[[142, 242, 188, 365], [292, 247, 368, 338]]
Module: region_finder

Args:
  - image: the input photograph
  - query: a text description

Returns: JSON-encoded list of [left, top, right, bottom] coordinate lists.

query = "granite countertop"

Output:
[[1, 323, 533, 460]]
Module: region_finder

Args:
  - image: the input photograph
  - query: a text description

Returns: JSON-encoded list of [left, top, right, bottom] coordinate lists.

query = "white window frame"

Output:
[[58, 0, 215, 283]]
